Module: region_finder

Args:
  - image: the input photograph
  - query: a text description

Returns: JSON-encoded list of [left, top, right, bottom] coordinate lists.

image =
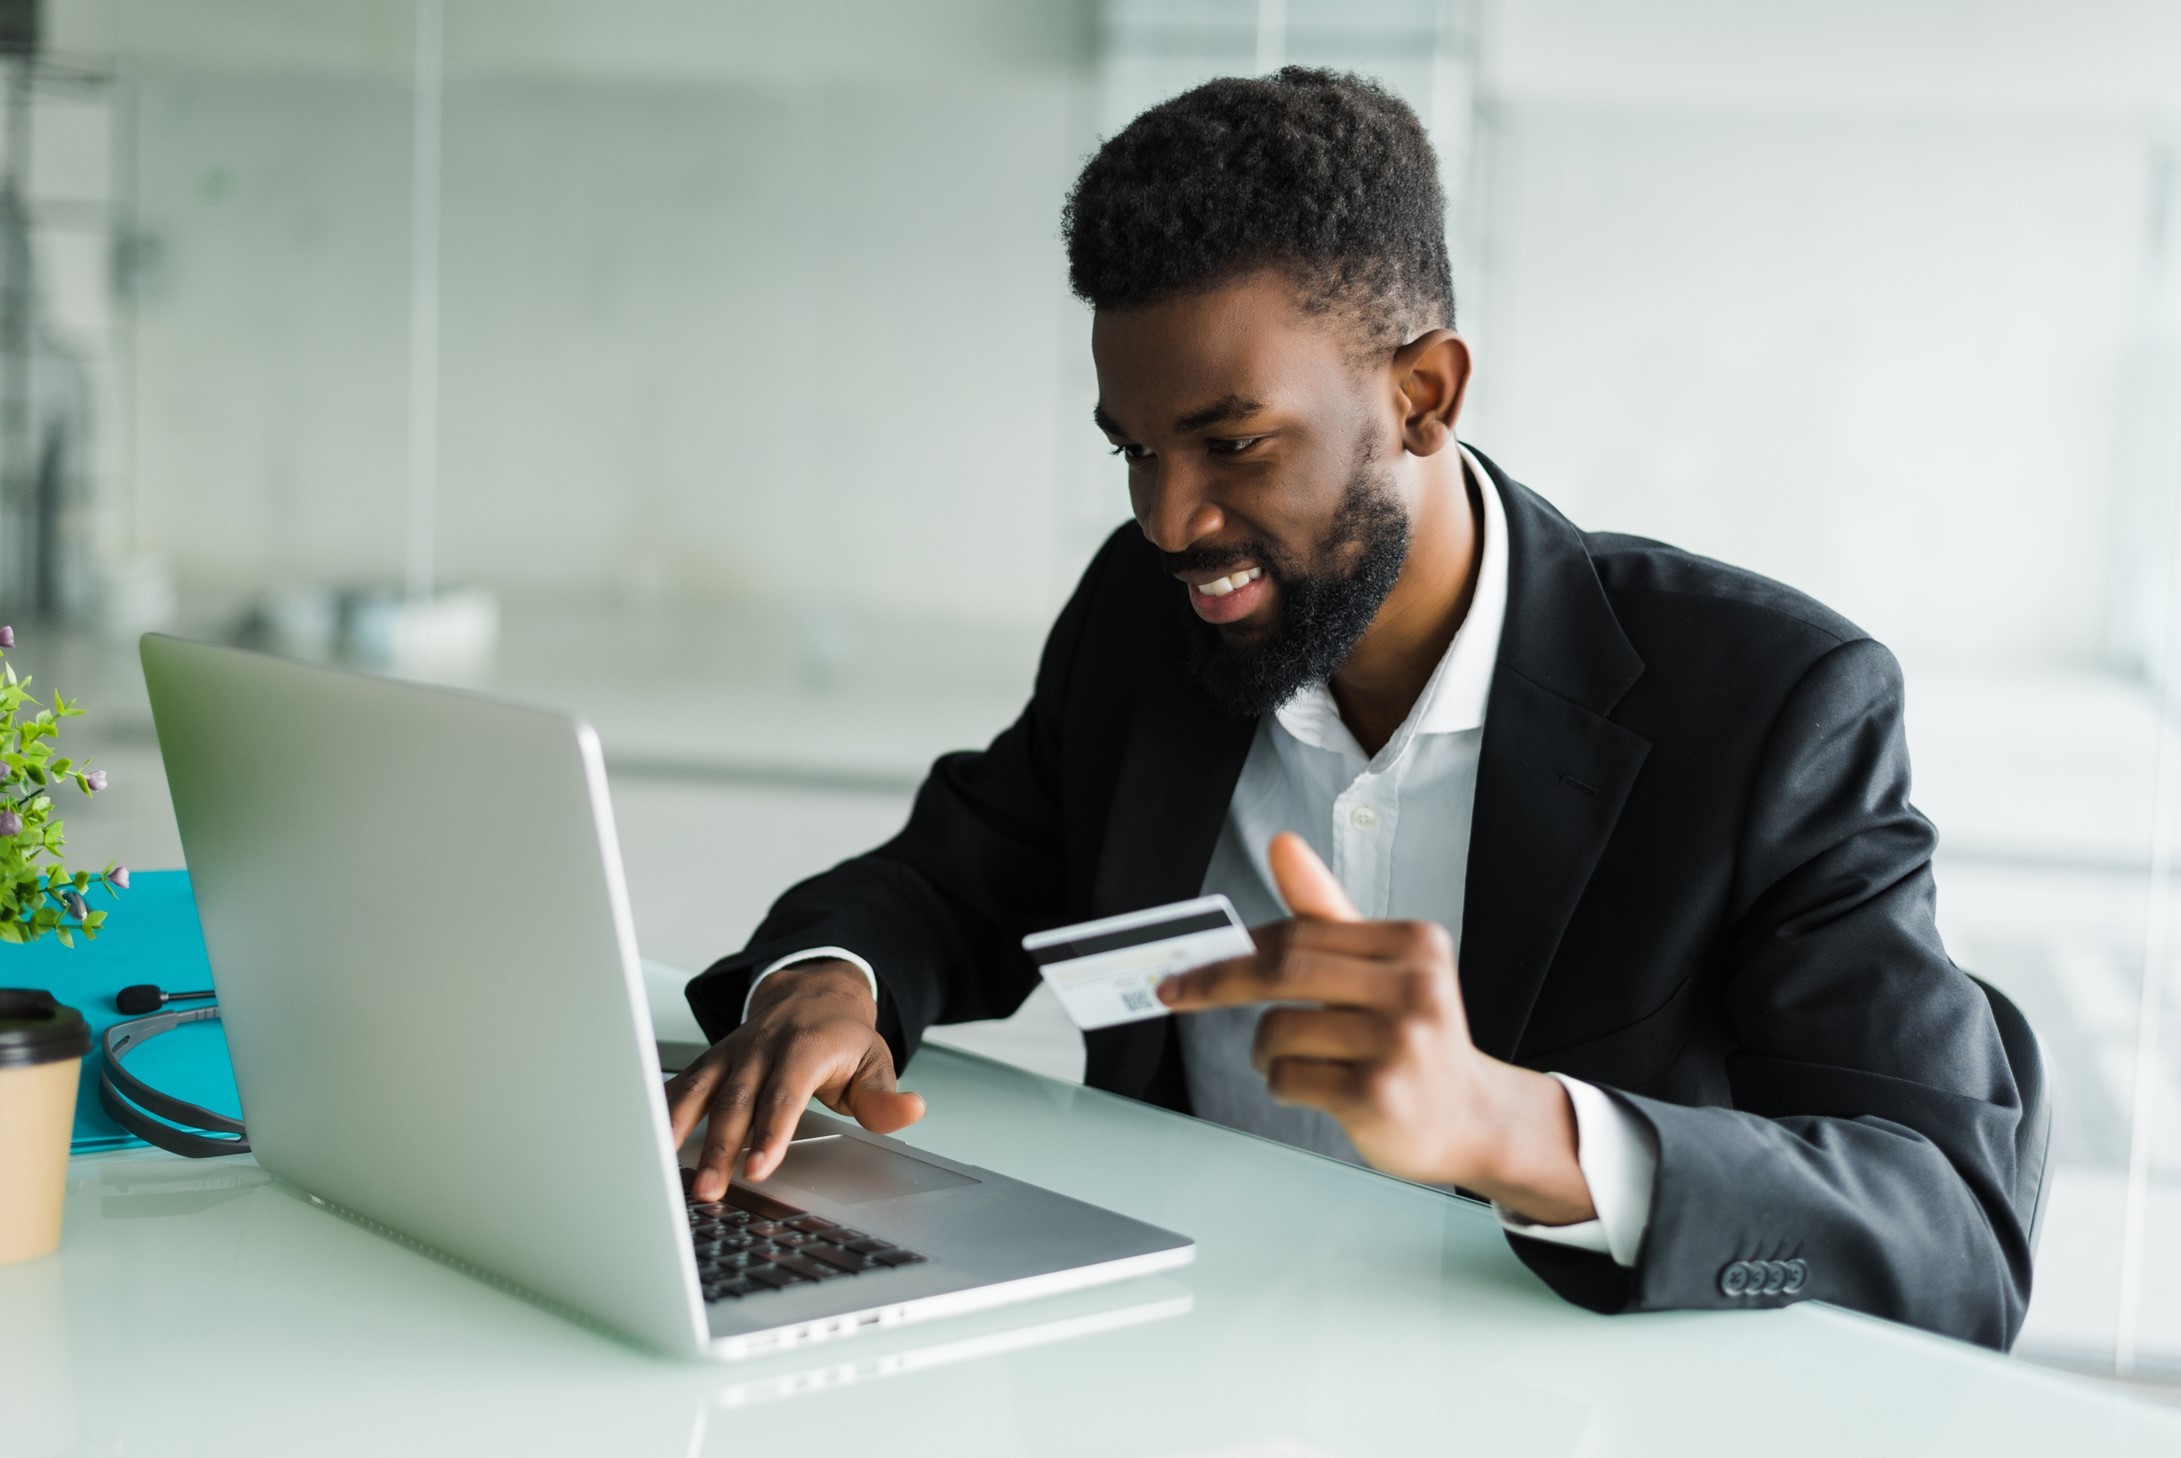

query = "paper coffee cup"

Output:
[[0, 989, 91, 1264]]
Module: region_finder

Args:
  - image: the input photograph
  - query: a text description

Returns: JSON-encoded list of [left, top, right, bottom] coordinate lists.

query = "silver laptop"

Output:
[[140, 634, 1193, 1360]]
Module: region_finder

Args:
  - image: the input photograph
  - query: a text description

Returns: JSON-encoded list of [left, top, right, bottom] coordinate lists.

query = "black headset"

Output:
[[97, 996, 250, 1158]]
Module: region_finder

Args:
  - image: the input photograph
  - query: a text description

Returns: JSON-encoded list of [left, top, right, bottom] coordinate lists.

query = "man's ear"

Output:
[[1390, 330, 1472, 458]]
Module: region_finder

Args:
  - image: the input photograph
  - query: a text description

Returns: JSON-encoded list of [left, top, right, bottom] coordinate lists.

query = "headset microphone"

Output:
[[114, 984, 216, 1016]]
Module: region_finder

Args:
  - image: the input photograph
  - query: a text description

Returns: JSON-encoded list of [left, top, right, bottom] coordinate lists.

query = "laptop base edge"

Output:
[[709, 1242, 1196, 1361]]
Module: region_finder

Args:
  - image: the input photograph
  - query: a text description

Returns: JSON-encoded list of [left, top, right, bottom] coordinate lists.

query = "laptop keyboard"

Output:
[[680, 1167, 927, 1303]]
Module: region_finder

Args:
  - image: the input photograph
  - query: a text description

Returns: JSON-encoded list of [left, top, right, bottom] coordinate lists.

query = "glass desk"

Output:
[[9, 1043, 2178, 1457]]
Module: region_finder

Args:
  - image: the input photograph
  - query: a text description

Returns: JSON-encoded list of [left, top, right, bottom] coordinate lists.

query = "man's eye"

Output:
[[1208, 437, 1264, 456], [1109, 443, 1149, 463]]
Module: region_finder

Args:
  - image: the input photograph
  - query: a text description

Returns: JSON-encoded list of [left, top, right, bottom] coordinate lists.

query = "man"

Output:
[[672, 68, 2029, 1348]]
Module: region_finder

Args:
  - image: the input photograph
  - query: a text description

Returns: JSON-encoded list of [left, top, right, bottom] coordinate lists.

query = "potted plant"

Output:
[[0, 625, 126, 1263]]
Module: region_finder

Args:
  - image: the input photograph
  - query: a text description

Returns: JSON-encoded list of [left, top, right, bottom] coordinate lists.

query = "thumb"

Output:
[[844, 1051, 927, 1134], [1269, 831, 1361, 923]]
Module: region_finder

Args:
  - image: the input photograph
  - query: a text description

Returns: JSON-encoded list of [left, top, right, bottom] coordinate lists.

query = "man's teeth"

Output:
[[1195, 567, 1264, 598]]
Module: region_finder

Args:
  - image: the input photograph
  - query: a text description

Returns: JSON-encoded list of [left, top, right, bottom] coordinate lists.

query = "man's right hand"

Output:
[[665, 959, 926, 1201]]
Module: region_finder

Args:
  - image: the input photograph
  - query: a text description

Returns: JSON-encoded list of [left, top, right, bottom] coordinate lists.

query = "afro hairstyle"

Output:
[[1062, 66, 1455, 350]]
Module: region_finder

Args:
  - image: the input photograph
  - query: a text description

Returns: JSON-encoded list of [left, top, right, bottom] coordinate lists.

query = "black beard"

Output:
[[1172, 464, 1412, 719]]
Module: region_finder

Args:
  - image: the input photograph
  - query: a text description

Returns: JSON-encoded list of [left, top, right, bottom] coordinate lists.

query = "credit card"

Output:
[[1023, 895, 1256, 1030]]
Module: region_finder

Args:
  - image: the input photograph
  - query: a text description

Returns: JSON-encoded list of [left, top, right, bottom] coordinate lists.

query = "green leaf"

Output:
[[56, 926, 72, 949]]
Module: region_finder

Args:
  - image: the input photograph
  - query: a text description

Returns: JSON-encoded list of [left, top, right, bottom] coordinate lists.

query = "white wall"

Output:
[[1454, 0, 2181, 677], [65, 0, 2181, 677], [431, 75, 1087, 619], [1461, 105, 2151, 672], [125, 72, 414, 599], [1484, 0, 2181, 113], [83, 1, 1109, 631]]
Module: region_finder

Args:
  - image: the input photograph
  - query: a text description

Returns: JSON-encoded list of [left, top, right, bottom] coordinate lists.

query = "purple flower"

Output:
[[107, 866, 129, 891], [83, 769, 107, 792], [63, 891, 86, 920], [0, 809, 18, 837], [0, 624, 12, 648]]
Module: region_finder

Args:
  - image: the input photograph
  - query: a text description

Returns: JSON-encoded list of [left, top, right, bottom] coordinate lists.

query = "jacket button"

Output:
[[1719, 1261, 1751, 1297], [1782, 1259, 1808, 1294], [1761, 1260, 1789, 1295]]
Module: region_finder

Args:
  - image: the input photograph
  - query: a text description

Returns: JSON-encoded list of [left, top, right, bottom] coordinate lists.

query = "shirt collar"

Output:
[[1272, 445, 1509, 757]]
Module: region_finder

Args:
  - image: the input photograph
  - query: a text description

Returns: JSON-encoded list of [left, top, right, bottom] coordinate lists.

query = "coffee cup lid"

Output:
[[0, 988, 91, 1067]]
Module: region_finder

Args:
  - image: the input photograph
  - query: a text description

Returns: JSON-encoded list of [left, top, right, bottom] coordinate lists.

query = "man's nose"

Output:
[[1135, 468, 1225, 555]]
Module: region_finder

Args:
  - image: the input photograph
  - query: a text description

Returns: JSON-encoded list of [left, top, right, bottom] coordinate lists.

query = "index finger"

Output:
[[1154, 949, 1273, 1011], [665, 1050, 725, 1150], [1156, 932, 1407, 1013]]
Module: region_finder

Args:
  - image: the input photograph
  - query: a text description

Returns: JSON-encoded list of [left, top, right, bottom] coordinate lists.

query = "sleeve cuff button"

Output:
[[1721, 1258, 1807, 1299]]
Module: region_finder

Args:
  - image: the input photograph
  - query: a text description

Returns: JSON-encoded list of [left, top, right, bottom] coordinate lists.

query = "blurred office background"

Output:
[[5, 0, 2181, 1391]]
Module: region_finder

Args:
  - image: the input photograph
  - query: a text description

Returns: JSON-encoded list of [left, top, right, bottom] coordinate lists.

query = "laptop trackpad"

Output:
[[755, 1134, 980, 1205]]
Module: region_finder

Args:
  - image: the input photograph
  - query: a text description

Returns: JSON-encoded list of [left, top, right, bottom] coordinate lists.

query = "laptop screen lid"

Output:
[[140, 634, 708, 1356]]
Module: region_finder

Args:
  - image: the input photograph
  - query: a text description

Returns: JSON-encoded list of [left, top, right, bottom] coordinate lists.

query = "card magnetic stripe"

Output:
[[1027, 910, 1235, 966]]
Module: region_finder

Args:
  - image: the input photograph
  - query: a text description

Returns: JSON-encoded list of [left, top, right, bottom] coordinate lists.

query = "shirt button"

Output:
[[1349, 806, 1379, 830]]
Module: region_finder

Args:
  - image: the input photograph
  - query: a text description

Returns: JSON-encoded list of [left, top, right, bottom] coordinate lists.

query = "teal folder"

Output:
[[1, 869, 239, 1153]]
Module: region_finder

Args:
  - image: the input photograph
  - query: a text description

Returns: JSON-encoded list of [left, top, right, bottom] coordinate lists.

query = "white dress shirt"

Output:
[[1181, 450, 1654, 1265], [748, 449, 1656, 1266]]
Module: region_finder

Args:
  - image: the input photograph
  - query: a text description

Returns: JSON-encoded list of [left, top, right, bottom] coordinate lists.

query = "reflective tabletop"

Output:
[[10, 1043, 2179, 1458]]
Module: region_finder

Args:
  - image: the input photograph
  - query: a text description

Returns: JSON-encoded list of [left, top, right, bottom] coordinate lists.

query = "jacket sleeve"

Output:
[[682, 532, 1118, 1072], [1510, 637, 2032, 1349]]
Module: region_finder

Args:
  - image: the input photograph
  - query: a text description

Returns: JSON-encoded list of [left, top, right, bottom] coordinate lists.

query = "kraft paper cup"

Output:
[[0, 989, 91, 1265]]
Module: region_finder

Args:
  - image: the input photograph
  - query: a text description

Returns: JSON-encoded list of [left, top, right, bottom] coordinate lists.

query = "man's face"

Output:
[[1091, 270, 1415, 715]]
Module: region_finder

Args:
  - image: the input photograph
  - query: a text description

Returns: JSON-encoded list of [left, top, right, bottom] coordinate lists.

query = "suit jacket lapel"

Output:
[[1086, 621, 1255, 1101], [1459, 450, 1652, 1062], [1094, 682, 1254, 915]]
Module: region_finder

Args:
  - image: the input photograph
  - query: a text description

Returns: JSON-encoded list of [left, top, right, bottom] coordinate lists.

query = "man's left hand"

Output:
[[1156, 831, 1597, 1226]]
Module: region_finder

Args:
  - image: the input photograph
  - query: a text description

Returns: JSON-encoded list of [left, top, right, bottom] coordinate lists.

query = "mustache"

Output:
[[1163, 542, 1280, 579]]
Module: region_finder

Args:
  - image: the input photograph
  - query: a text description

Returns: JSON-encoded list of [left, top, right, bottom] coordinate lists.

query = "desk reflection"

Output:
[[41, 1042, 2181, 1458], [0, 1252, 77, 1458], [41, 1154, 1200, 1458]]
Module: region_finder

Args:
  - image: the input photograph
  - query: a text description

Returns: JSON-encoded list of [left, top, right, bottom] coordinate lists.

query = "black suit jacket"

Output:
[[689, 448, 2030, 1349]]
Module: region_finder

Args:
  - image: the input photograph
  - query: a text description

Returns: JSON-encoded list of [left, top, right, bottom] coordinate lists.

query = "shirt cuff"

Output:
[[741, 946, 881, 1022], [1491, 1074, 1658, 1268]]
